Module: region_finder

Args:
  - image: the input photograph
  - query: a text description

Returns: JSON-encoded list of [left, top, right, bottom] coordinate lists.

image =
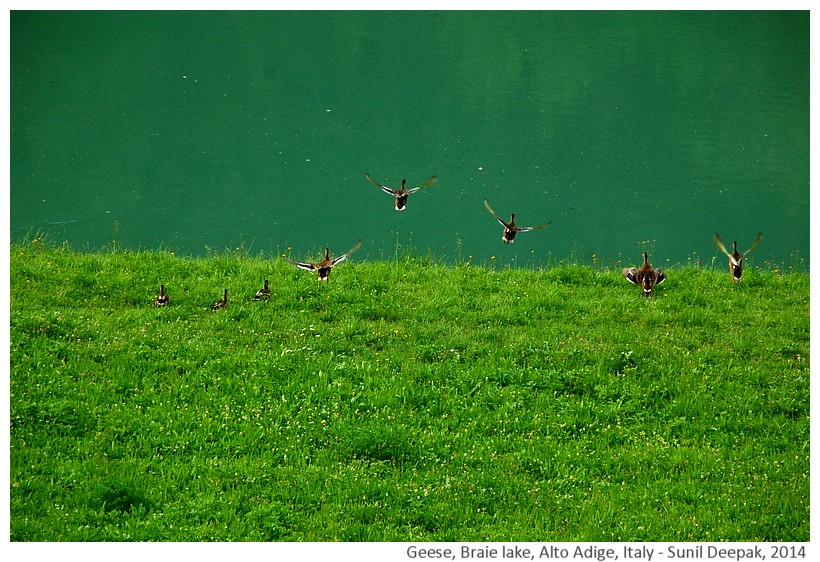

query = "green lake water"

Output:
[[10, 10, 809, 270]]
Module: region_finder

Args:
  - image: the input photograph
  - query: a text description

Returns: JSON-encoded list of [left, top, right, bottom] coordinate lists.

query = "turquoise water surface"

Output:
[[11, 11, 809, 269]]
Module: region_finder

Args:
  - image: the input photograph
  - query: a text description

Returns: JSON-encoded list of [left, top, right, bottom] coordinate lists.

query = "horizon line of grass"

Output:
[[11, 227, 810, 276]]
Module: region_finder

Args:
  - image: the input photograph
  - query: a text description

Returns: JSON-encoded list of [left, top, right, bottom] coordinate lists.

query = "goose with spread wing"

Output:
[[714, 232, 762, 282], [286, 239, 363, 283], [622, 252, 666, 297], [483, 198, 551, 243], [365, 173, 438, 211]]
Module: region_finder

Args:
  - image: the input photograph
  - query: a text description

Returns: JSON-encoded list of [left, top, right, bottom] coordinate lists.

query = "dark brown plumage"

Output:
[[253, 279, 271, 301], [212, 288, 228, 311], [622, 252, 666, 297], [154, 284, 169, 307]]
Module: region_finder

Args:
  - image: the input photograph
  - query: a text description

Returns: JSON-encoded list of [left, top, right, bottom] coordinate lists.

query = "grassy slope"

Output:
[[9, 241, 810, 541]]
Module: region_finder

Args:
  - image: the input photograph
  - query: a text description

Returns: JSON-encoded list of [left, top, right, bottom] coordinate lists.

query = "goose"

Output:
[[483, 198, 551, 243], [212, 288, 228, 311], [622, 252, 666, 297], [365, 173, 438, 211], [253, 279, 271, 301], [286, 239, 363, 283], [714, 232, 762, 282], [154, 284, 169, 307]]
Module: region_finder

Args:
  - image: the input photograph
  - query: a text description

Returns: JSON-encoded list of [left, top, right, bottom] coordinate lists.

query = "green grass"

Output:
[[10, 239, 810, 541]]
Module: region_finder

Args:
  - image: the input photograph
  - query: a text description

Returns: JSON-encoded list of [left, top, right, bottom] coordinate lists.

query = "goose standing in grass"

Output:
[[212, 288, 228, 311], [286, 239, 362, 283], [714, 232, 762, 282], [253, 279, 271, 301], [483, 198, 551, 243], [622, 252, 666, 297], [365, 173, 438, 211], [154, 284, 169, 307]]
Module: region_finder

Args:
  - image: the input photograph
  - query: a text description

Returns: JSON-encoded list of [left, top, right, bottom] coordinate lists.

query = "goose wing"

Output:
[[285, 258, 318, 271], [365, 173, 397, 196], [713, 233, 740, 266], [483, 198, 509, 227], [622, 267, 639, 285], [516, 221, 552, 232], [331, 239, 363, 266], [654, 269, 666, 285], [743, 232, 763, 256], [406, 175, 438, 194]]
